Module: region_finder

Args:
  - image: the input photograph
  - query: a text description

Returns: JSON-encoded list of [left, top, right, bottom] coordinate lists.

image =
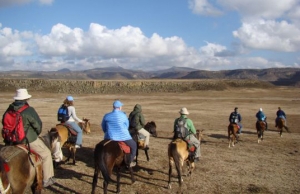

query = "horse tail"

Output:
[[0, 157, 10, 193]]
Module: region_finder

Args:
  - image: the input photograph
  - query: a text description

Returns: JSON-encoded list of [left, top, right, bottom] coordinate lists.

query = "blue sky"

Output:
[[0, 0, 299, 71]]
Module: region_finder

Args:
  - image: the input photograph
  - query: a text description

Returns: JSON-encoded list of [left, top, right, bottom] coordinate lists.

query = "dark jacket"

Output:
[[229, 111, 242, 124], [3, 101, 42, 143], [276, 110, 286, 118], [128, 104, 145, 131]]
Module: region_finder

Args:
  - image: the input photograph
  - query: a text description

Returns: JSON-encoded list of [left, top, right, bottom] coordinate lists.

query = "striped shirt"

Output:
[[101, 109, 132, 141]]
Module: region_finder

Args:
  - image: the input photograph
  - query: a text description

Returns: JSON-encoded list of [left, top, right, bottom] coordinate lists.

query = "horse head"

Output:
[[80, 117, 91, 134], [144, 121, 157, 137]]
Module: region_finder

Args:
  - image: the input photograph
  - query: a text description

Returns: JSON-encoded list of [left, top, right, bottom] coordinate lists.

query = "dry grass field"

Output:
[[0, 86, 299, 194]]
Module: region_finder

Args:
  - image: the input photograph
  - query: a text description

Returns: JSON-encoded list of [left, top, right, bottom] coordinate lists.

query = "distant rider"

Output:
[[256, 108, 268, 130], [229, 107, 242, 134], [275, 107, 286, 127]]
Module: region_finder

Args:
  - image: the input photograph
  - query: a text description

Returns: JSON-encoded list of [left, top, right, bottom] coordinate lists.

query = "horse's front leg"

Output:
[[128, 166, 135, 184], [72, 147, 76, 165]]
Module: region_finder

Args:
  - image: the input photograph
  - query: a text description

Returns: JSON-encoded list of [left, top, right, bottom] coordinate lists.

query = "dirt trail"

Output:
[[0, 87, 299, 194]]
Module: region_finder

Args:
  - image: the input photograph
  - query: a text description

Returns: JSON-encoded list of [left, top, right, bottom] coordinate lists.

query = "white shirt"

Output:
[[67, 106, 83, 122]]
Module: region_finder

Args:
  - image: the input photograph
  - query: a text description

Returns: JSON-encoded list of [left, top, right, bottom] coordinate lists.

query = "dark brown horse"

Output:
[[228, 123, 239, 148], [129, 121, 157, 164], [91, 139, 135, 194], [53, 118, 91, 165], [0, 130, 61, 194], [256, 120, 267, 143], [277, 118, 289, 137], [167, 138, 195, 192]]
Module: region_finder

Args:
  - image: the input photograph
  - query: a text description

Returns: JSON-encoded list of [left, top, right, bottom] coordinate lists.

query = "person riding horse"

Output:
[[275, 107, 287, 127], [173, 107, 200, 162], [2, 89, 56, 188], [101, 100, 137, 167], [229, 107, 242, 134], [256, 108, 268, 130]]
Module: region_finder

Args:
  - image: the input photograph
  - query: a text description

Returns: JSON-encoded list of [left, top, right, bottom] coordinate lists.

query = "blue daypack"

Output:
[[57, 104, 69, 122]]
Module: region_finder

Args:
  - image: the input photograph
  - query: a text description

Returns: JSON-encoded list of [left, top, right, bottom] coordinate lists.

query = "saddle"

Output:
[[0, 145, 42, 169]]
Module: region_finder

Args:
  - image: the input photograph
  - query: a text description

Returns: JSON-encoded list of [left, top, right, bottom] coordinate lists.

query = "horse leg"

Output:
[[168, 160, 173, 189], [72, 148, 76, 165], [144, 150, 149, 161], [91, 163, 99, 194], [103, 180, 108, 194], [31, 164, 43, 194], [116, 167, 121, 194], [128, 166, 135, 184], [228, 130, 231, 148]]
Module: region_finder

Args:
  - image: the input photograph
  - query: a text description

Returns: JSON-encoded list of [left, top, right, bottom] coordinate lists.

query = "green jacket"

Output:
[[173, 115, 196, 138], [3, 101, 42, 143], [128, 104, 145, 131]]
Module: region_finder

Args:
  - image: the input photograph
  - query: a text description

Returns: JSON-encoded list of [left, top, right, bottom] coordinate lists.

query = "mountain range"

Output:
[[0, 66, 299, 87]]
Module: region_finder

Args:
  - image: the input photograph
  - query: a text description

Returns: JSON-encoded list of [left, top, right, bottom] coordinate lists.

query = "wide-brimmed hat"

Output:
[[14, 89, 32, 100], [113, 100, 123, 108], [67, 96, 74, 101], [179, 107, 189, 115], [259, 108, 262, 111]]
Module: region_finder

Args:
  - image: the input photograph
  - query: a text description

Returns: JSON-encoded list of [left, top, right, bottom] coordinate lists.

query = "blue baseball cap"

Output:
[[113, 100, 123, 108], [67, 96, 74, 101]]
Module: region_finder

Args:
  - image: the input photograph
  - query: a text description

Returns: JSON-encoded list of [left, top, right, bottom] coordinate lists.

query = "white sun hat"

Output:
[[179, 107, 189, 115], [14, 89, 32, 100]]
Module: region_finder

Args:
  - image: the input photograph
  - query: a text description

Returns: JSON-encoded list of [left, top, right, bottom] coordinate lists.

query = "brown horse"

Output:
[[91, 139, 135, 194], [196, 129, 204, 142], [129, 121, 157, 164], [167, 138, 195, 192], [277, 118, 289, 137], [228, 123, 239, 148], [0, 130, 61, 194], [256, 120, 266, 143], [53, 118, 91, 165]]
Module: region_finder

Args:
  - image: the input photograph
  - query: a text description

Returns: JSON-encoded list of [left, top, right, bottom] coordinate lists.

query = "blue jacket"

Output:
[[276, 110, 286, 118], [256, 111, 266, 121], [101, 109, 132, 141]]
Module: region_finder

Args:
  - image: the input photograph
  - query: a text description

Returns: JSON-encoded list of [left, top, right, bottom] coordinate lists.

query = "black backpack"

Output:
[[57, 104, 69, 122], [174, 118, 189, 139]]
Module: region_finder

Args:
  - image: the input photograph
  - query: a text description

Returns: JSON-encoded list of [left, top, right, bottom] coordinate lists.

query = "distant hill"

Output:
[[0, 67, 299, 87]]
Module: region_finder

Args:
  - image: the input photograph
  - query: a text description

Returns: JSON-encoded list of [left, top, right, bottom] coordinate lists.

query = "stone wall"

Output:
[[0, 79, 274, 94]]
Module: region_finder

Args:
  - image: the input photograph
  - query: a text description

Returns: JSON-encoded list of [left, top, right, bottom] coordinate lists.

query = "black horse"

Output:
[[91, 139, 135, 194], [129, 121, 157, 164]]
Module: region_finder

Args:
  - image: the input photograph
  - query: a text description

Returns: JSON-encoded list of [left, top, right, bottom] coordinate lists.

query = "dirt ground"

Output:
[[0, 86, 299, 194]]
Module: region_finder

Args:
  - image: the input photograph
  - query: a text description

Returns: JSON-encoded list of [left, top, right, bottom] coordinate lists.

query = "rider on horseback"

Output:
[[101, 100, 137, 167], [173, 107, 201, 162], [275, 107, 286, 127], [256, 108, 268, 130], [229, 107, 242, 134]]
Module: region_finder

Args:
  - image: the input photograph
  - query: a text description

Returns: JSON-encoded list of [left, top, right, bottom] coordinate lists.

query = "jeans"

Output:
[[124, 139, 137, 162], [66, 121, 82, 146]]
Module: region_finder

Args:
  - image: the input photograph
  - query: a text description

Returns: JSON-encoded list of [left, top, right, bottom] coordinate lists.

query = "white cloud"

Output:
[[218, 0, 298, 20], [35, 23, 188, 59], [189, 0, 223, 16], [233, 20, 300, 52]]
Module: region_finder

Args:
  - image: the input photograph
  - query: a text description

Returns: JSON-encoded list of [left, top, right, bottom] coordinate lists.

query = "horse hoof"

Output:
[[168, 184, 172, 189]]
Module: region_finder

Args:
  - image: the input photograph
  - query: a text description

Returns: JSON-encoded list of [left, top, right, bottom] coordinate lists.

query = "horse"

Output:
[[129, 121, 157, 164], [256, 120, 267, 143], [53, 118, 91, 165], [91, 139, 135, 194], [276, 118, 289, 137], [0, 130, 61, 194], [167, 138, 195, 192], [196, 129, 204, 142], [228, 123, 239, 148]]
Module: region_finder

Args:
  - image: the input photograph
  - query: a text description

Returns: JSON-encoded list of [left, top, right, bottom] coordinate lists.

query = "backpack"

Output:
[[57, 104, 69, 122], [129, 114, 137, 129], [230, 112, 239, 124], [2, 104, 29, 145], [174, 118, 189, 139]]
